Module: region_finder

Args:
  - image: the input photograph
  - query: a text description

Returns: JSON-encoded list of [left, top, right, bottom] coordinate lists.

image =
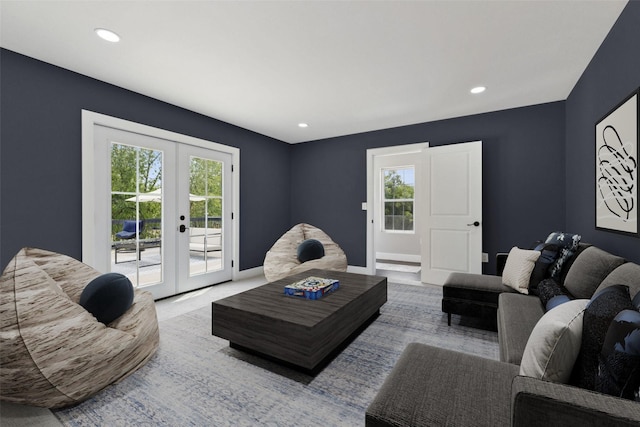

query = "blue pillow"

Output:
[[596, 309, 640, 400], [537, 278, 570, 311], [297, 239, 325, 263], [80, 273, 134, 324], [546, 294, 571, 311]]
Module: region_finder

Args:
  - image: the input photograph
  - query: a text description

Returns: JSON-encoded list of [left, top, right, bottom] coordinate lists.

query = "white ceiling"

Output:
[[0, 1, 628, 143]]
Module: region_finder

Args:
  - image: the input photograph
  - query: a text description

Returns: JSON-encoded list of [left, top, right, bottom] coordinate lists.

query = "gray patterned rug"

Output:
[[53, 283, 498, 426]]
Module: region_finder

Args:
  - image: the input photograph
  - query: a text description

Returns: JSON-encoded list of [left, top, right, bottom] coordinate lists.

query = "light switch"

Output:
[[361, 202, 367, 210]]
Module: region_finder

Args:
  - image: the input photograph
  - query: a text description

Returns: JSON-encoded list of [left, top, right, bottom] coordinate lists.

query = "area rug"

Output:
[[53, 283, 498, 426]]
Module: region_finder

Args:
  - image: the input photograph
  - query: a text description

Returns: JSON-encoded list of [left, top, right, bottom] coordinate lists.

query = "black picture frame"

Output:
[[595, 87, 639, 236]]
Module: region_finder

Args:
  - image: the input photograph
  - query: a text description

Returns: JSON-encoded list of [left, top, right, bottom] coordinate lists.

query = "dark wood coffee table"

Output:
[[211, 269, 387, 374]]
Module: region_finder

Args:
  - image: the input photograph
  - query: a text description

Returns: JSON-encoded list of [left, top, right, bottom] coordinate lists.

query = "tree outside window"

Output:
[[383, 167, 415, 232], [111, 143, 162, 240]]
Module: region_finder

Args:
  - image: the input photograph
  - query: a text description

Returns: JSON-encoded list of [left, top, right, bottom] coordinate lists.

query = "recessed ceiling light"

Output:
[[95, 28, 120, 43], [298, 123, 309, 128], [470, 86, 486, 94]]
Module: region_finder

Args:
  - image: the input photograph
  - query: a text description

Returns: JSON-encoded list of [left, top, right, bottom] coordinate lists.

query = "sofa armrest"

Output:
[[511, 376, 640, 427]]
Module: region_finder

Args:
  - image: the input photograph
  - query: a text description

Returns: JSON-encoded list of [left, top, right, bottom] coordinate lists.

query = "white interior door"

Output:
[[177, 144, 233, 293], [421, 141, 482, 285]]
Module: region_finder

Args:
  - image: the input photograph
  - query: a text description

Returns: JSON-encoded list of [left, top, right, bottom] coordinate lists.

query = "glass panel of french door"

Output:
[[177, 144, 232, 293], [110, 143, 164, 287], [93, 125, 177, 300]]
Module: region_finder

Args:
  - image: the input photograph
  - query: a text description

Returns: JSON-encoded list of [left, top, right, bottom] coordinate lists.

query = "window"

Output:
[[383, 167, 415, 232]]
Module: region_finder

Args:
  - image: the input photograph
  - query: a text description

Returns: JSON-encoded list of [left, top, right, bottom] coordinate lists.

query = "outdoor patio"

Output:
[[110, 246, 222, 288]]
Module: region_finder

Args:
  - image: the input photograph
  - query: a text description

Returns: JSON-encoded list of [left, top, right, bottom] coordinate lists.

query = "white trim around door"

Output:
[[81, 110, 240, 294], [366, 142, 429, 275]]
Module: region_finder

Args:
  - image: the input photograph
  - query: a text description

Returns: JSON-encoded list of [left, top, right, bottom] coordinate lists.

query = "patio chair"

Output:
[[116, 220, 144, 239]]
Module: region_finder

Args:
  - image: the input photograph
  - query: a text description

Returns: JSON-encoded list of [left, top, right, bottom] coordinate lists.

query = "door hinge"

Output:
[[231, 212, 234, 220], [231, 164, 234, 172], [231, 260, 234, 268]]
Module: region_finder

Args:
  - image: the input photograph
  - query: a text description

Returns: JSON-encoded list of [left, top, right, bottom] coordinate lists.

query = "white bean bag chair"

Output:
[[0, 247, 159, 408], [263, 223, 348, 282]]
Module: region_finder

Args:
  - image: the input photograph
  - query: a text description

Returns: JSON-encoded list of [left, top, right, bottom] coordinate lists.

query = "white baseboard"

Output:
[[375, 252, 421, 263], [234, 266, 264, 281], [347, 265, 370, 274], [245, 265, 373, 279]]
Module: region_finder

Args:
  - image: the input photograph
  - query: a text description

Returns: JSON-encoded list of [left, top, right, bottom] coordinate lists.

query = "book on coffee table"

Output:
[[284, 276, 340, 300]]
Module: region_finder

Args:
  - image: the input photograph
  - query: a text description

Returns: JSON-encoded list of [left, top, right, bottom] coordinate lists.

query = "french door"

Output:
[[83, 113, 235, 299], [177, 144, 232, 293]]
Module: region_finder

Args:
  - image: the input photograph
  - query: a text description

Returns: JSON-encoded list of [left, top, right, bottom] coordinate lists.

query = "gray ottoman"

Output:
[[366, 343, 518, 427], [442, 272, 515, 328]]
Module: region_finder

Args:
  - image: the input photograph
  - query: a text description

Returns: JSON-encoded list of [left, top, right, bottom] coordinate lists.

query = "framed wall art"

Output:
[[595, 87, 639, 236]]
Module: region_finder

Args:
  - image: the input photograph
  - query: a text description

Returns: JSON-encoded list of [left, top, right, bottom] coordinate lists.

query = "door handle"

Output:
[[467, 221, 480, 227], [179, 224, 188, 233]]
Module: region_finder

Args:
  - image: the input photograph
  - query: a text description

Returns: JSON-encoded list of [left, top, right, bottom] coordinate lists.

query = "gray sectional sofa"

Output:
[[366, 245, 640, 426]]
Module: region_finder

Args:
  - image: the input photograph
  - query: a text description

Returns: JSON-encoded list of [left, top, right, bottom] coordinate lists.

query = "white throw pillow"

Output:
[[520, 299, 589, 383], [502, 247, 541, 294]]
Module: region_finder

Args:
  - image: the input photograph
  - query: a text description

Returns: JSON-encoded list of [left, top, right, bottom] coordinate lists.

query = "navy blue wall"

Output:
[[565, 1, 640, 264], [291, 102, 567, 273], [0, 49, 291, 271], [2, 2, 637, 274]]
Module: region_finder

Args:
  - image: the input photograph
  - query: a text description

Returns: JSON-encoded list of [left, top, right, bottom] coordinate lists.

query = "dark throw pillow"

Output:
[[538, 278, 571, 310], [528, 243, 561, 296], [570, 284, 633, 390], [545, 232, 581, 281], [595, 309, 640, 400], [80, 273, 135, 324], [297, 239, 325, 263]]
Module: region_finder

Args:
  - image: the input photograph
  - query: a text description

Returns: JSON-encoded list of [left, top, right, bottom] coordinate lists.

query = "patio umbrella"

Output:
[[125, 189, 206, 202]]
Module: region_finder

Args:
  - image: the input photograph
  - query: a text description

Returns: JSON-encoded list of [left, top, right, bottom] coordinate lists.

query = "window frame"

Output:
[[381, 166, 416, 234]]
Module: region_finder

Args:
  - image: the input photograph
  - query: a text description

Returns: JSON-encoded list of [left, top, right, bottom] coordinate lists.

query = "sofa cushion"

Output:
[[595, 309, 640, 400], [502, 247, 541, 294], [563, 246, 626, 299], [571, 284, 633, 390], [365, 343, 519, 427], [545, 232, 581, 280], [596, 262, 640, 299], [520, 299, 589, 383], [498, 293, 545, 365]]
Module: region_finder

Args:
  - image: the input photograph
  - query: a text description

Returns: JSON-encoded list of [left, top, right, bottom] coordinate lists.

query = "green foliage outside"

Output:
[[384, 169, 414, 231], [189, 157, 223, 228], [110, 144, 223, 239]]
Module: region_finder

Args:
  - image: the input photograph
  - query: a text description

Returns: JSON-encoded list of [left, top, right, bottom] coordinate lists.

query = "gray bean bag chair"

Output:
[[0, 247, 159, 408], [263, 223, 348, 282]]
